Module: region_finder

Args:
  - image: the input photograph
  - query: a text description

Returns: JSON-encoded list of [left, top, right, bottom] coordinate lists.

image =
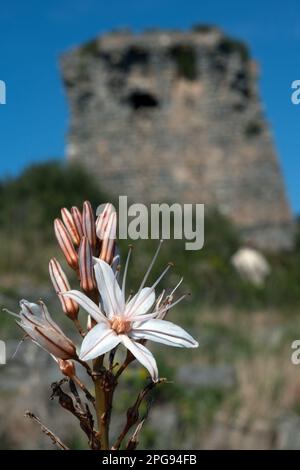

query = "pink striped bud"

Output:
[[99, 211, 117, 264], [78, 236, 97, 293], [96, 203, 116, 240], [54, 218, 78, 270], [61, 207, 81, 246], [49, 258, 79, 320], [82, 201, 97, 251], [71, 206, 84, 238]]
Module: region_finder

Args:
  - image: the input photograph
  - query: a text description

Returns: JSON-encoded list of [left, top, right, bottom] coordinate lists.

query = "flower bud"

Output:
[[78, 236, 97, 293], [18, 300, 77, 360], [49, 258, 79, 320], [57, 359, 76, 378], [71, 206, 84, 238], [95, 203, 116, 239], [54, 218, 79, 270], [82, 201, 97, 251], [61, 207, 81, 246], [99, 212, 117, 264]]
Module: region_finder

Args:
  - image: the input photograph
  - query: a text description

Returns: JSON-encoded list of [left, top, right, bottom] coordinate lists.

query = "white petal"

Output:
[[131, 330, 180, 347], [125, 287, 156, 317], [131, 319, 198, 348], [19, 301, 45, 326], [19, 300, 42, 317], [94, 259, 124, 318], [63, 290, 108, 324], [39, 301, 65, 335], [121, 335, 158, 381], [18, 322, 51, 354], [18, 323, 74, 360], [79, 323, 121, 361]]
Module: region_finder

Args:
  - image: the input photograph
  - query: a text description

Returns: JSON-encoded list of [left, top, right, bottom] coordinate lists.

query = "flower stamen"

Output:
[[110, 316, 131, 335]]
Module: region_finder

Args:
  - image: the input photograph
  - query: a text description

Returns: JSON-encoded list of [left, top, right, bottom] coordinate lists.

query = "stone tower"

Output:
[[60, 27, 293, 249]]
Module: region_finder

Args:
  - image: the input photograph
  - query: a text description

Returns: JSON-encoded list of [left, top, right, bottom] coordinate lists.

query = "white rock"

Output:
[[231, 247, 270, 286]]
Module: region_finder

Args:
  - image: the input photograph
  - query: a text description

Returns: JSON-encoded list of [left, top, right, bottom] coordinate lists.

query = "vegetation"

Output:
[[169, 44, 198, 81], [0, 160, 106, 241], [0, 161, 107, 283], [79, 39, 100, 57], [218, 38, 250, 63], [192, 24, 218, 34]]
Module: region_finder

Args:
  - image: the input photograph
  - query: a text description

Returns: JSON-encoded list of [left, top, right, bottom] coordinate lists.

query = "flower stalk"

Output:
[[92, 356, 109, 449]]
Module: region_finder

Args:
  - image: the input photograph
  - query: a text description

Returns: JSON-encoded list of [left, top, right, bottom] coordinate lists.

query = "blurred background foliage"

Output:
[[0, 161, 106, 240], [0, 160, 299, 310]]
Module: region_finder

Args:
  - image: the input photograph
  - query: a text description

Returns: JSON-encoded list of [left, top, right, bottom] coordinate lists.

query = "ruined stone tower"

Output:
[[61, 27, 293, 249]]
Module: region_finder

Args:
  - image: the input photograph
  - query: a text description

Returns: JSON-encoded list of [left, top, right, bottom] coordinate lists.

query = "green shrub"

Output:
[[218, 38, 249, 63], [192, 24, 218, 34], [79, 39, 100, 57], [169, 44, 198, 81], [0, 161, 109, 282], [0, 160, 107, 241]]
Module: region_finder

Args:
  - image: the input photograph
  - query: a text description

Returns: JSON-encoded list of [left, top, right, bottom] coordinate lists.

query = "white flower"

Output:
[[64, 246, 198, 381]]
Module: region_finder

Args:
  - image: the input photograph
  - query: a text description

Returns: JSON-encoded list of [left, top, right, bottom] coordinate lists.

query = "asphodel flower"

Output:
[[5, 300, 77, 360], [99, 212, 117, 264], [96, 202, 118, 265], [49, 258, 79, 320], [61, 207, 81, 246], [82, 200, 97, 251], [78, 236, 97, 293], [54, 218, 78, 270], [96, 203, 116, 240], [64, 244, 198, 381], [71, 206, 84, 238]]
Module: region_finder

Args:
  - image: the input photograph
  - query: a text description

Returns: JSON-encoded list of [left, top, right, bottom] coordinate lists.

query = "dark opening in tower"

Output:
[[127, 91, 159, 110]]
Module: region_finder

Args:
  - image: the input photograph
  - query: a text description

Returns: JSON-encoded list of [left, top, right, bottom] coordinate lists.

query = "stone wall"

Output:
[[60, 27, 293, 250]]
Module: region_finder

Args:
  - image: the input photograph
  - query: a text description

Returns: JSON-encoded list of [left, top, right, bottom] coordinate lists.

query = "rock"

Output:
[[146, 404, 178, 449], [276, 414, 300, 450], [231, 247, 270, 286]]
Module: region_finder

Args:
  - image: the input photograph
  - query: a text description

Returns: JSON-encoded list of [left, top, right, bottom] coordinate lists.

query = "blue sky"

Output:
[[0, 0, 299, 213]]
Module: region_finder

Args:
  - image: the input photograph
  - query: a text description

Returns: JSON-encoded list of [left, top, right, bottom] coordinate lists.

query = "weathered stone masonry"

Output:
[[60, 27, 293, 249]]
